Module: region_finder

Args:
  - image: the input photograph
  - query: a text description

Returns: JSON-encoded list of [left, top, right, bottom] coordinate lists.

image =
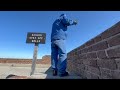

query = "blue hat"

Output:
[[60, 14, 66, 19]]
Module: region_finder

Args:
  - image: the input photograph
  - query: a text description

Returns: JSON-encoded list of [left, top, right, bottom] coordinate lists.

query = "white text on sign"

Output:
[[29, 37, 43, 39], [32, 40, 41, 43]]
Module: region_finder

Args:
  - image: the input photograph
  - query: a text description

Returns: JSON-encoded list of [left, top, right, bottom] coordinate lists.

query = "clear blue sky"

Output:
[[0, 11, 120, 59]]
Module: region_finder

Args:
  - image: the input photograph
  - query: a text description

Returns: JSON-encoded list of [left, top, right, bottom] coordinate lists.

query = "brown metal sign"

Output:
[[26, 32, 46, 44]]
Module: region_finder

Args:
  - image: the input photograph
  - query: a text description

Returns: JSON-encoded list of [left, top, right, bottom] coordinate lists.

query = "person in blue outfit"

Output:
[[51, 14, 77, 77]]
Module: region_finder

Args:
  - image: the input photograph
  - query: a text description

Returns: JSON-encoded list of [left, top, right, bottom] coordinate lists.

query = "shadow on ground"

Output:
[[44, 66, 82, 79]]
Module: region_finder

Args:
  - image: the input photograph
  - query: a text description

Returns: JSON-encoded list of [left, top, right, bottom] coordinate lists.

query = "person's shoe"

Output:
[[53, 70, 57, 76], [59, 72, 69, 77]]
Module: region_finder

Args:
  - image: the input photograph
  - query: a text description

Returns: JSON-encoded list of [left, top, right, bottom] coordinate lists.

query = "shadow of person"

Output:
[[44, 66, 70, 79], [44, 66, 55, 79]]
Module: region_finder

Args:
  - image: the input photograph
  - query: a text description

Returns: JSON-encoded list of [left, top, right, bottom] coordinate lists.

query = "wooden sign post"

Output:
[[26, 32, 46, 76]]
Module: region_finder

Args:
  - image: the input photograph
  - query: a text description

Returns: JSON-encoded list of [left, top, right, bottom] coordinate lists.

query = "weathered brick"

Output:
[[92, 41, 108, 51], [79, 44, 86, 49], [77, 50, 82, 55], [85, 39, 95, 47], [111, 70, 120, 79], [72, 51, 75, 56], [85, 65, 100, 75], [77, 64, 85, 71], [94, 35, 102, 43], [84, 71, 91, 79], [81, 48, 88, 54], [90, 74, 99, 79], [101, 21, 120, 39], [77, 67, 85, 77], [84, 71, 99, 79], [73, 55, 77, 61], [101, 30, 110, 40], [107, 47, 120, 58], [97, 50, 107, 59], [67, 52, 73, 58], [66, 21, 120, 79], [97, 59, 117, 70], [79, 54, 87, 59], [83, 59, 89, 65], [83, 59, 97, 67], [115, 59, 120, 70], [100, 68, 112, 79], [87, 46, 93, 52], [68, 62, 78, 73], [76, 46, 81, 51], [87, 52, 97, 59], [76, 54, 80, 59], [107, 34, 120, 47], [89, 60, 97, 67], [76, 59, 83, 64], [75, 51, 78, 56]]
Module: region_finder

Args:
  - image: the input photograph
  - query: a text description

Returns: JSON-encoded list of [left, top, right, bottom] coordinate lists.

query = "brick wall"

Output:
[[0, 55, 51, 64], [67, 21, 120, 79]]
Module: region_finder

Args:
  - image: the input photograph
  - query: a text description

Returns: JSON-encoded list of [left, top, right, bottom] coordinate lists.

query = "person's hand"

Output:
[[73, 20, 78, 25]]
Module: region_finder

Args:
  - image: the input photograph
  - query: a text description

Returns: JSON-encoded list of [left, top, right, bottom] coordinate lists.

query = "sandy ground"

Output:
[[0, 63, 82, 79]]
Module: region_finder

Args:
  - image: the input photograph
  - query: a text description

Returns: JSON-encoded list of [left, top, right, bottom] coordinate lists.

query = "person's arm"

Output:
[[62, 18, 77, 26]]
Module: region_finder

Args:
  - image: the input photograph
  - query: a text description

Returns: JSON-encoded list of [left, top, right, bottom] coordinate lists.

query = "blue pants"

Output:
[[51, 39, 67, 74]]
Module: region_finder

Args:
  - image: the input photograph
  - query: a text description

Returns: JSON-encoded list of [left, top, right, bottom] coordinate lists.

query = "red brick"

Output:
[[94, 35, 102, 43], [79, 44, 86, 49], [68, 52, 73, 57], [71, 51, 75, 56], [81, 48, 88, 54], [87, 52, 97, 59], [107, 47, 120, 58], [92, 41, 108, 51], [85, 39, 95, 47], [97, 50, 107, 59], [73, 49, 78, 56], [101, 21, 120, 39], [97, 59, 117, 70], [107, 34, 120, 47]]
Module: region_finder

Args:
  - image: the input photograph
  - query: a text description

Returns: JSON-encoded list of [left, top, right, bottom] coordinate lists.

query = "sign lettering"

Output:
[[26, 32, 46, 44]]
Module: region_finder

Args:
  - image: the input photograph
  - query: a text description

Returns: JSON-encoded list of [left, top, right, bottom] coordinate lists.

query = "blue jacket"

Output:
[[51, 15, 75, 41]]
